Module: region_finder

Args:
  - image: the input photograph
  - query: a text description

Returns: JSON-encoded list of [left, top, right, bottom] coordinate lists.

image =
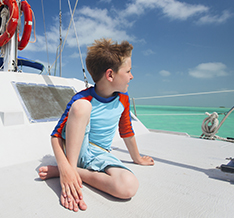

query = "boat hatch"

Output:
[[12, 82, 76, 123]]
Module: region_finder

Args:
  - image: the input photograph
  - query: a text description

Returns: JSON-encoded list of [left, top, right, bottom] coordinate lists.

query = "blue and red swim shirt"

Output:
[[51, 86, 134, 150]]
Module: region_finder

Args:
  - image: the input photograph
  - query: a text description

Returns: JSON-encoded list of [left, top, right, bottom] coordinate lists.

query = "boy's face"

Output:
[[112, 57, 133, 93]]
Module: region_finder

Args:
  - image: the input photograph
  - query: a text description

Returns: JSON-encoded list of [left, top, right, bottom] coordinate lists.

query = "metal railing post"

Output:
[[132, 98, 137, 117]]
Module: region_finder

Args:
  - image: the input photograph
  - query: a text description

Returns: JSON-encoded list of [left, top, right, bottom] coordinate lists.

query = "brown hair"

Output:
[[86, 38, 133, 83]]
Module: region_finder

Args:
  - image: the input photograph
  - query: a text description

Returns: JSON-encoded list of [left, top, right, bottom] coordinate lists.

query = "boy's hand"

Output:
[[134, 155, 154, 166], [59, 164, 83, 205]]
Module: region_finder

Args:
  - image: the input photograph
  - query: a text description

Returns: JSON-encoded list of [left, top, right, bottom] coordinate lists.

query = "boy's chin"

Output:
[[122, 88, 128, 93]]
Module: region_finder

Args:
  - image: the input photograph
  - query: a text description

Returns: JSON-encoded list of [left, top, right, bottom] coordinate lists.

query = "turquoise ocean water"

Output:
[[130, 105, 234, 138]]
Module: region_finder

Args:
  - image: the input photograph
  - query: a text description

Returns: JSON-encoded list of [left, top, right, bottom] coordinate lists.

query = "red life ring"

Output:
[[18, 1, 32, 50], [0, 0, 19, 47]]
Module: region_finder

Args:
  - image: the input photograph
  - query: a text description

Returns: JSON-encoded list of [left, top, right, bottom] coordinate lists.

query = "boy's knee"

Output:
[[125, 174, 139, 198], [118, 173, 139, 199]]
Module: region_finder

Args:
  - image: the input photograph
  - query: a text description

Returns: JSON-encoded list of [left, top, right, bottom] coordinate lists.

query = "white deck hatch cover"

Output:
[[13, 82, 76, 122]]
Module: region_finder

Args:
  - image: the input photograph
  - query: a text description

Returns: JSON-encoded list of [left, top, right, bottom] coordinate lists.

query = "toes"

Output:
[[68, 200, 73, 210], [73, 201, 79, 212], [39, 175, 46, 180], [38, 172, 47, 180], [38, 166, 48, 180], [60, 194, 68, 209], [39, 166, 48, 173], [60, 192, 80, 212], [78, 200, 87, 211]]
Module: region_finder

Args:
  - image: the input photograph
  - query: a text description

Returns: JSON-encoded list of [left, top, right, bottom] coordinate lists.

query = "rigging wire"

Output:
[[132, 90, 234, 100], [41, 0, 50, 74], [49, 0, 89, 87], [49, 0, 77, 71], [136, 114, 206, 116], [59, 0, 62, 77], [67, 0, 88, 88]]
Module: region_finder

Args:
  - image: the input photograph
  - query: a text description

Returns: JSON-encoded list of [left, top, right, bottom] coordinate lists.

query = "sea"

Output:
[[130, 105, 234, 139]]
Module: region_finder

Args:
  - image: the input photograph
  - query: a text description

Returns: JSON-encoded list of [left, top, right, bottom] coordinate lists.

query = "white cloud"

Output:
[[26, 33, 58, 53], [197, 10, 233, 25], [143, 49, 155, 56], [66, 7, 136, 47], [189, 62, 228, 79], [123, 0, 232, 24], [99, 0, 112, 3], [155, 0, 208, 20], [123, 0, 208, 20], [69, 51, 86, 59], [26, 6, 135, 53], [159, 70, 171, 77], [26, 17, 60, 53], [27, 0, 232, 54]]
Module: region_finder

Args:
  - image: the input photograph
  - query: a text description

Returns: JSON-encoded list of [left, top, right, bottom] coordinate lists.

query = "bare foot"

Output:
[[60, 191, 87, 212], [39, 165, 87, 211], [38, 165, 59, 180], [78, 199, 87, 211]]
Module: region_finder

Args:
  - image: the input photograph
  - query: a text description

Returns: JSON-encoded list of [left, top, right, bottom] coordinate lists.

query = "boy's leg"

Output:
[[39, 99, 91, 212], [39, 166, 138, 199], [58, 100, 91, 211], [39, 165, 59, 180], [77, 167, 139, 199]]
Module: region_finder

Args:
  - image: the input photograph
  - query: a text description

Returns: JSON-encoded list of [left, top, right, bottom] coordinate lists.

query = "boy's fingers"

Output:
[[73, 171, 83, 188], [65, 184, 73, 202], [61, 184, 67, 198], [138, 156, 154, 165], [70, 184, 80, 202], [145, 156, 154, 165], [77, 176, 83, 188], [72, 182, 83, 202], [77, 186, 83, 200]]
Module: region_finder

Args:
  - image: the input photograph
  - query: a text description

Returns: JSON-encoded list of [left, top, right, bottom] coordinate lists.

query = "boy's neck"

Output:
[[95, 83, 115, 99]]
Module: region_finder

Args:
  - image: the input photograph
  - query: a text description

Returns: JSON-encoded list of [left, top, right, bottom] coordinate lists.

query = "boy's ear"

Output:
[[105, 69, 114, 82]]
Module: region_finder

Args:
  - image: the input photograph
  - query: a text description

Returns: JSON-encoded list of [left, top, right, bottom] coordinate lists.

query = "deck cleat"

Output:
[[219, 158, 234, 173]]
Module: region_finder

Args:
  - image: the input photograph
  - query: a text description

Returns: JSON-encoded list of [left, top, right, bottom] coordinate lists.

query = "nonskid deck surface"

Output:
[[0, 131, 234, 218], [0, 73, 233, 217]]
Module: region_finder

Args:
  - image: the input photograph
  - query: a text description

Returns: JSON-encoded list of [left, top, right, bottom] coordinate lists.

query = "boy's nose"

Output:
[[130, 72, 134, 80]]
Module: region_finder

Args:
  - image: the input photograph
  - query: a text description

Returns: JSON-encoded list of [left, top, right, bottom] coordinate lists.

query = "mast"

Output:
[[3, 0, 20, 72], [59, 0, 62, 77], [3, 29, 18, 72]]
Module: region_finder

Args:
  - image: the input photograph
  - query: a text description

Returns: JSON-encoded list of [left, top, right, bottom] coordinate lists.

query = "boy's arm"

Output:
[[51, 137, 83, 203], [51, 99, 91, 203], [123, 135, 154, 165]]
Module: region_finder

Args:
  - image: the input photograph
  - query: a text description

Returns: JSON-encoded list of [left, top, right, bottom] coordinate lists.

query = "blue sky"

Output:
[[19, 0, 234, 107]]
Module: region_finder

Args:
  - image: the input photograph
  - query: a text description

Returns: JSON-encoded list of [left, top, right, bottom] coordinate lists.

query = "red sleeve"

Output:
[[51, 90, 93, 138], [118, 93, 135, 138]]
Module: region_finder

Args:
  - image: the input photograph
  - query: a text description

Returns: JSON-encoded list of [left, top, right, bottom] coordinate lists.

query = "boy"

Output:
[[39, 38, 154, 212]]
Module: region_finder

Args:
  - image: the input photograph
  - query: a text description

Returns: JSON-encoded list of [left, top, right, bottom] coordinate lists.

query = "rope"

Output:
[[200, 107, 234, 143], [29, 7, 36, 43], [5, 1, 16, 38], [200, 112, 219, 139], [0, 7, 8, 35]]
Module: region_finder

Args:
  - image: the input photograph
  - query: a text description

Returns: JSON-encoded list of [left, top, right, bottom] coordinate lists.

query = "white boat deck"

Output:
[[1, 72, 234, 217]]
